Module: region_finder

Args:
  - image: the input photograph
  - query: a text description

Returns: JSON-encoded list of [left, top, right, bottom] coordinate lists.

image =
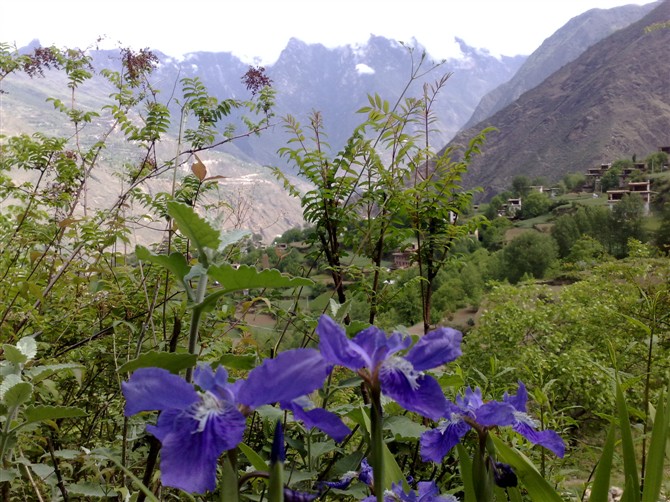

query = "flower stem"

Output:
[[370, 387, 385, 502], [185, 273, 208, 382]]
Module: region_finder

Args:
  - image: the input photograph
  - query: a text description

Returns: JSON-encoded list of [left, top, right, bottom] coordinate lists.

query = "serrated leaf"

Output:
[[1, 378, 32, 407], [167, 201, 220, 260], [0, 468, 18, 482], [136, 246, 190, 284], [117, 351, 197, 374], [217, 229, 251, 253], [25, 363, 85, 384], [2, 344, 27, 365], [29, 462, 55, 480], [23, 405, 87, 425], [16, 336, 37, 360], [384, 415, 426, 440], [201, 265, 312, 310], [68, 482, 116, 497]]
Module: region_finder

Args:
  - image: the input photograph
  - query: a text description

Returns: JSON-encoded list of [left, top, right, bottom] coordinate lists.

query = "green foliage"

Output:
[[600, 165, 622, 192], [501, 231, 558, 283], [519, 191, 551, 219]]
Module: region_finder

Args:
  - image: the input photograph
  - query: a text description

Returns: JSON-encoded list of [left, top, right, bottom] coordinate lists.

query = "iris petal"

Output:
[[352, 325, 392, 368], [476, 401, 516, 427], [122, 368, 199, 416], [514, 422, 566, 458], [317, 315, 369, 370], [151, 401, 246, 493], [288, 403, 351, 442], [405, 327, 462, 371], [380, 369, 447, 421], [420, 418, 471, 462], [237, 348, 328, 408], [503, 380, 528, 412]]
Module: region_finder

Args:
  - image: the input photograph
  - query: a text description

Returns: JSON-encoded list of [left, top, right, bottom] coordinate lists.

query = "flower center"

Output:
[[513, 410, 539, 429], [191, 391, 223, 433], [380, 356, 422, 390]]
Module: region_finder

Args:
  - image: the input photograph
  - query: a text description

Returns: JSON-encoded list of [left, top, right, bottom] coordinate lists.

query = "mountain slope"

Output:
[[448, 0, 670, 199], [463, 1, 659, 129]]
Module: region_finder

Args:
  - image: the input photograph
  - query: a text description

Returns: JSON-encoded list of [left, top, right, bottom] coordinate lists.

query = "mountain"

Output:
[[0, 35, 525, 241], [146, 36, 525, 169], [463, 2, 660, 130], [448, 0, 670, 200]]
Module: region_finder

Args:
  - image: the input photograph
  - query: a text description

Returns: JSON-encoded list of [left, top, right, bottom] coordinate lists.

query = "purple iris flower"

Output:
[[420, 383, 565, 463], [122, 348, 331, 494], [502, 381, 565, 458], [361, 480, 458, 502], [316, 315, 462, 420]]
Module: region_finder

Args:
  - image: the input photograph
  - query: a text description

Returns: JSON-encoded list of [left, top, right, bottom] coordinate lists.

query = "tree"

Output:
[[511, 175, 532, 198], [519, 191, 551, 219], [609, 193, 646, 257], [645, 151, 668, 173], [551, 214, 581, 258], [480, 216, 512, 251], [600, 165, 621, 192], [562, 172, 586, 193], [502, 231, 558, 283]]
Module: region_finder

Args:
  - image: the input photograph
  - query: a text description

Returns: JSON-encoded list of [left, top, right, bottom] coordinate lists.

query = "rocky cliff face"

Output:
[[448, 0, 670, 200], [463, 2, 659, 129]]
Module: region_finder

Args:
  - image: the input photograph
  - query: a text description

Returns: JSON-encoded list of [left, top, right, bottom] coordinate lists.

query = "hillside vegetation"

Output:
[[1, 41, 670, 502]]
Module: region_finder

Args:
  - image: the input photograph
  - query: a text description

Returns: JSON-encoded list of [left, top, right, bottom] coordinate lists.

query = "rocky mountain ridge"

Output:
[[448, 0, 670, 200]]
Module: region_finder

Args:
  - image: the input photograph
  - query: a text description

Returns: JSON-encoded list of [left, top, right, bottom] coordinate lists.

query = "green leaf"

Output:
[[239, 442, 269, 471], [218, 229, 251, 253], [167, 201, 220, 261], [641, 383, 670, 502], [615, 375, 640, 499], [589, 422, 616, 502], [17, 336, 37, 360], [216, 354, 257, 370], [490, 436, 563, 502], [201, 265, 312, 310], [135, 246, 191, 292], [384, 415, 426, 440], [25, 363, 85, 384], [0, 468, 18, 483], [456, 443, 476, 502], [2, 344, 27, 365], [68, 482, 116, 497], [117, 351, 197, 374], [221, 453, 240, 502], [1, 380, 32, 408], [23, 405, 87, 425]]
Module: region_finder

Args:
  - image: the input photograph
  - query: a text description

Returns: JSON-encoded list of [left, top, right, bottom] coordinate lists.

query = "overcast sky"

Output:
[[1, 0, 655, 64]]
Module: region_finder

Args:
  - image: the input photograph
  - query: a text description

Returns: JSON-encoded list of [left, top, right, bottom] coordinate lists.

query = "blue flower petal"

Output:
[[352, 325, 392, 368], [287, 402, 351, 442], [476, 401, 516, 427], [457, 387, 484, 413], [317, 315, 369, 370], [405, 327, 462, 371], [237, 348, 328, 408], [122, 368, 199, 416], [148, 399, 246, 493], [380, 367, 447, 421], [416, 481, 459, 501], [513, 421, 566, 458], [503, 381, 528, 412], [420, 418, 471, 462]]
